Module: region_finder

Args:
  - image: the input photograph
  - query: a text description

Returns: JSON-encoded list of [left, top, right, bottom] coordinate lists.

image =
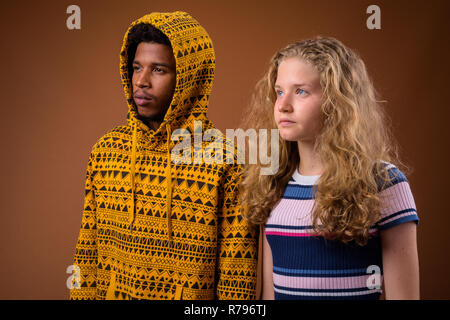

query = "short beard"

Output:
[[137, 113, 165, 123], [136, 111, 167, 130]]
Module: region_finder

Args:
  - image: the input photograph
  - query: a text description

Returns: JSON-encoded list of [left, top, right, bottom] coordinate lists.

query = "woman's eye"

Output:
[[296, 88, 307, 95], [276, 90, 283, 96]]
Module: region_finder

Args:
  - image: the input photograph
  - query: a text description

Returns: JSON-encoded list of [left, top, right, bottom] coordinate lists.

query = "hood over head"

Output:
[[120, 11, 215, 136]]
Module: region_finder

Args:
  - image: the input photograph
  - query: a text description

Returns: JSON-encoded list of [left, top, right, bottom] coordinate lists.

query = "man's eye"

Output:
[[154, 67, 164, 73], [133, 66, 140, 71]]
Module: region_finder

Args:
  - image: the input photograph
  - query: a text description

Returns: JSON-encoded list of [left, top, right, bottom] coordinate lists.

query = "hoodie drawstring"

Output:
[[165, 124, 173, 246], [128, 122, 138, 230], [128, 121, 174, 248]]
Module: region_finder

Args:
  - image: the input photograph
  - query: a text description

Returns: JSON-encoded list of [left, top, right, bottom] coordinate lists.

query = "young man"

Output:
[[70, 11, 258, 300]]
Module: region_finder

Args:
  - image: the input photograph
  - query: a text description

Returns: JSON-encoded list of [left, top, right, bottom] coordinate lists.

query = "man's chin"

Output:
[[136, 110, 165, 124], [136, 106, 156, 118]]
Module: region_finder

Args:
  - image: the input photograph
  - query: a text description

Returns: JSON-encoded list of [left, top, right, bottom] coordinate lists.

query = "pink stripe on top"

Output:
[[266, 231, 316, 237], [273, 273, 384, 290], [378, 181, 417, 217]]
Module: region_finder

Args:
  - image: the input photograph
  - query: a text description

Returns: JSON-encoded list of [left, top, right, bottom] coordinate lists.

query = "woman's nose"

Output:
[[277, 96, 293, 113]]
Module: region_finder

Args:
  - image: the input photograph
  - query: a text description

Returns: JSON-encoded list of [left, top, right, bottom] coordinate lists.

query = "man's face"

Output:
[[132, 42, 176, 128]]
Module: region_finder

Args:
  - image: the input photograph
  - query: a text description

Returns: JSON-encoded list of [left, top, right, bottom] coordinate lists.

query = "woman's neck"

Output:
[[297, 140, 323, 176]]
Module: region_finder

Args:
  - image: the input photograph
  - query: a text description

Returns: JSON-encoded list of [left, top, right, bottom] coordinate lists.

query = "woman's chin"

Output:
[[278, 129, 301, 142]]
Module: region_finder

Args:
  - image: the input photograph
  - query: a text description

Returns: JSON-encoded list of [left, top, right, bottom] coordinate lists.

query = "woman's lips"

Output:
[[279, 120, 295, 126]]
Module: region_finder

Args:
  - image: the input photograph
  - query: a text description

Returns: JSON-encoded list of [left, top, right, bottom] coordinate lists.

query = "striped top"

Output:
[[266, 163, 419, 300]]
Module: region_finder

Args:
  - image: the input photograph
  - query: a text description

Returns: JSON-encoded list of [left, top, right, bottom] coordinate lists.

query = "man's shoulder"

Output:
[[90, 124, 132, 153]]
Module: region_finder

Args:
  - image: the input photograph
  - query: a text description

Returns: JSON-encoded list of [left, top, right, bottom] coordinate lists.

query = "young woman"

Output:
[[240, 37, 419, 300]]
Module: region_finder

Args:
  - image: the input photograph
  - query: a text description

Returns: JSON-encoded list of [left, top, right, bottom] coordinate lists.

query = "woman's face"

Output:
[[274, 57, 324, 143]]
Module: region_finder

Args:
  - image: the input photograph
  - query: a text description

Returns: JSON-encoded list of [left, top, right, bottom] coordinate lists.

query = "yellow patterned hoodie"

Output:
[[70, 11, 258, 300]]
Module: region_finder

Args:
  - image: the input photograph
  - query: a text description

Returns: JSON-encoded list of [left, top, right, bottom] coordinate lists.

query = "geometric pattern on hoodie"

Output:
[[70, 11, 258, 300]]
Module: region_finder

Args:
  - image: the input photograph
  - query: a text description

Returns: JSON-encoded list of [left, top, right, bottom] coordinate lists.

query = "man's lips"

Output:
[[133, 93, 155, 106], [134, 97, 152, 106]]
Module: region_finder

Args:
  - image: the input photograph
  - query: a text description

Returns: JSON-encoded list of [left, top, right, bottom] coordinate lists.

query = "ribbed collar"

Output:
[[291, 170, 320, 185]]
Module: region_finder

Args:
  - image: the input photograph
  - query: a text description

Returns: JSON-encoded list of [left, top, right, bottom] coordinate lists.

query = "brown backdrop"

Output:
[[0, 0, 448, 299]]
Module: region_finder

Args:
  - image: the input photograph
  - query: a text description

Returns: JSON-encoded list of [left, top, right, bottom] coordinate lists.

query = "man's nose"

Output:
[[136, 70, 152, 88]]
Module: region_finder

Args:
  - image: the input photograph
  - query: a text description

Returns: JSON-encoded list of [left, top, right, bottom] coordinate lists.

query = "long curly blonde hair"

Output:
[[240, 37, 406, 246]]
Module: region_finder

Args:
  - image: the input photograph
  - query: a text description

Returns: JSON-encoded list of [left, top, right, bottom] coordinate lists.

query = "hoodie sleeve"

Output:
[[70, 150, 98, 300], [216, 162, 258, 300]]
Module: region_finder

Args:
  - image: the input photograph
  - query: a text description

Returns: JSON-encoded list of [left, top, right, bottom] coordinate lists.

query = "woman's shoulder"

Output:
[[375, 161, 418, 230], [376, 161, 408, 192]]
